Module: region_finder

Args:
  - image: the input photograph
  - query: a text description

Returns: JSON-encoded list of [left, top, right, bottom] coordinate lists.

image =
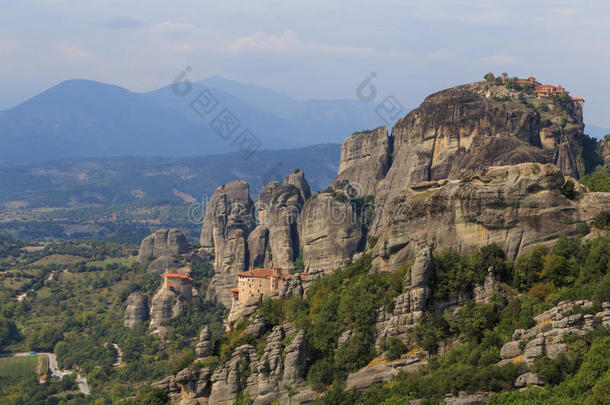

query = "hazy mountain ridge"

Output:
[[0, 77, 381, 166]]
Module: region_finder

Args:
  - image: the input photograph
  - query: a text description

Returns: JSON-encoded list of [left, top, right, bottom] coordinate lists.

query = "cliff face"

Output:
[[372, 82, 584, 233], [203, 175, 313, 307], [123, 293, 149, 328], [136, 228, 189, 264], [370, 163, 610, 271], [152, 79, 610, 405], [299, 192, 363, 274], [155, 322, 311, 405], [331, 125, 391, 196], [201, 181, 255, 308]]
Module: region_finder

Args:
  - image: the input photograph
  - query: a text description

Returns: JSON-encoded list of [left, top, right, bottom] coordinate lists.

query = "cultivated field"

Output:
[[0, 355, 47, 377]]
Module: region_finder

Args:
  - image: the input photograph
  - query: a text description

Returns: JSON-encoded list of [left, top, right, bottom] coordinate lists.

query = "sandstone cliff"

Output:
[[371, 81, 585, 234], [299, 191, 363, 274], [155, 322, 311, 404], [201, 180, 256, 308], [123, 292, 149, 328], [331, 125, 391, 196], [136, 228, 189, 264], [370, 163, 610, 271], [283, 169, 312, 201]]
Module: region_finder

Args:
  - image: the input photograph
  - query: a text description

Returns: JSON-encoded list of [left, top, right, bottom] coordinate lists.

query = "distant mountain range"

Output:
[[0, 77, 382, 166], [0, 144, 341, 209], [586, 125, 610, 139]]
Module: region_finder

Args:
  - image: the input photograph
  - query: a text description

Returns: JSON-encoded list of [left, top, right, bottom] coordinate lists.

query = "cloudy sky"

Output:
[[2, 0, 610, 127]]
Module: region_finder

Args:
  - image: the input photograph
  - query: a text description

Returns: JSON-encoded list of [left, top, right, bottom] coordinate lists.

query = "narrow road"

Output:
[[75, 375, 90, 395]]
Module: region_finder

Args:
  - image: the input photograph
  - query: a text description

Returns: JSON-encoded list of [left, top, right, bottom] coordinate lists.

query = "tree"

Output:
[[484, 72, 495, 82], [561, 180, 577, 199], [513, 246, 548, 291], [381, 337, 407, 360], [132, 386, 168, 405], [594, 211, 610, 229]]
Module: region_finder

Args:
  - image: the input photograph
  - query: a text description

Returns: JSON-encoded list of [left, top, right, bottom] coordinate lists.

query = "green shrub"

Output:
[[381, 337, 408, 360], [533, 356, 562, 385], [594, 211, 610, 230], [561, 179, 577, 199], [582, 166, 610, 192]]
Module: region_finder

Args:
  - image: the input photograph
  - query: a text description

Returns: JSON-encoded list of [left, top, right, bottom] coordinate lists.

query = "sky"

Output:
[[1, 0, 610, 127]]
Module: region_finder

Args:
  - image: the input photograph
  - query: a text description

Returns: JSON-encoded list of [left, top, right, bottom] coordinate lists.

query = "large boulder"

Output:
[[123, 293, 149, 328], [332, 125, 391, 196], [345, 363, 398, 392], [137, 228, 189, 264], [196, 326, 213, 358]]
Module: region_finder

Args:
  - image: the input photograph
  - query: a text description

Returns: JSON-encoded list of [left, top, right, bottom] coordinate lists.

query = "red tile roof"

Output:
[[238, 268, 307, 280], [165, 273, 193, 281]]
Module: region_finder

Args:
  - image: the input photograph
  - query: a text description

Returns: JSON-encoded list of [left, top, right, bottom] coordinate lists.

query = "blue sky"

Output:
[[2, 0, 610, 127]]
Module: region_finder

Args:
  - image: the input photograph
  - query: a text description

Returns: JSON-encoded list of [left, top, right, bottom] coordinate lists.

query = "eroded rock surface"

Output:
[[370, 163, 610, 270], [201, 181, 255, 308], [332, 126, 391, 196], [123, 293, 149, 328], [196, 326, 213, 358], [299, 192, 363, 274], [284, 169, 312, 201], [499, 300, 610, 366], [137, 228, 189, 264]]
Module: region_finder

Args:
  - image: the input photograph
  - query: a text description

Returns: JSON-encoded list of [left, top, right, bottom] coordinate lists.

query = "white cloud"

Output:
[[59, 45, 90, 58], [228, 29, 408, 59], [101, 16, 148, 29], [150, 22, 197, 33], [553, 8, 577, 16]]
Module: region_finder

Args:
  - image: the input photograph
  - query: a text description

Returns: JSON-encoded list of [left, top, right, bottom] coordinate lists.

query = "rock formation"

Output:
[[247, 226, 270, 269], [136, 228, 189, 264], [283, 169, 312, 201], [202, 173, 315, 308], [152, 366, 211, 399], [299, 191, 363, 274], [375, 246, 436, 345], [332, 126, 391, 196], [264, 185, 304, 271], [371, 81, 586, 238], [149, 271, 193, 334], [155, 323, 310, 404], [149, 285, 185, 333], [281, 330, 307, 387], [123, 293, 149, 328], [499, 300, 610, 366], [201, 181, 256, 308], [151, 79, 610, 404], [146, 255, 182, 274], [196, 326, 213, 358], [370, 163, 610, 270]]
